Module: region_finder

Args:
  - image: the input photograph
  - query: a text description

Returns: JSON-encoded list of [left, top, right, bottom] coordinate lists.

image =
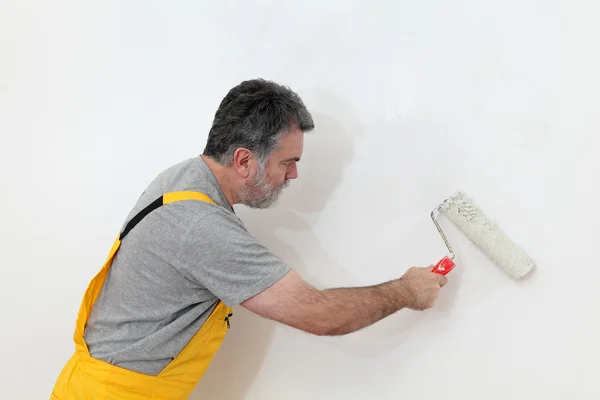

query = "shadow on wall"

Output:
[[191, 89, 462, 398], [190, 89, 362, 399]]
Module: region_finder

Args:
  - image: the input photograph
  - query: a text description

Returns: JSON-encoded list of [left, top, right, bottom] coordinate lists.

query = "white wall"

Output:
[[2, 1, 599, 398]]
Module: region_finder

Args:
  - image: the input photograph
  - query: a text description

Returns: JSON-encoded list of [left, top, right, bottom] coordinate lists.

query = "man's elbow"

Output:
[[296, 316, 345, 336], [306, 325, 331, 336]]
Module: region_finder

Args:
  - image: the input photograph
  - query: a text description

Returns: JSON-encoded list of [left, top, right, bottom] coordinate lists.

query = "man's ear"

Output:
[[232, 148, 252, 178]]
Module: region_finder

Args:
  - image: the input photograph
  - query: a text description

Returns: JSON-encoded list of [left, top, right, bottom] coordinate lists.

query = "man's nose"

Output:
[[286, 163, 298, 179]]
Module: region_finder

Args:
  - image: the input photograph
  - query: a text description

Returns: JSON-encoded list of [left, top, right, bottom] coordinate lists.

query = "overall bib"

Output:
[[51, 191, 233, 400]]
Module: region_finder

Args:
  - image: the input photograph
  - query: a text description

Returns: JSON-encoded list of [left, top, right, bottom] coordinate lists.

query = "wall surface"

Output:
[[2, 1, 599, 399]]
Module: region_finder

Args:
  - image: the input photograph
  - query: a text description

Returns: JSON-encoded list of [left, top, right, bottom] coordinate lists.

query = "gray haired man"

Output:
[[51, 78, 447, 400]]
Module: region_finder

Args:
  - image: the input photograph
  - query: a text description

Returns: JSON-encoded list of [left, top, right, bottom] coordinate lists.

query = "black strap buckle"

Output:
[[224, 313, 233, 329]]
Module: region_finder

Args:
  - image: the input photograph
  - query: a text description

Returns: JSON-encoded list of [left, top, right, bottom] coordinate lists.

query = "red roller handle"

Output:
[[432, 256, 455, 275]]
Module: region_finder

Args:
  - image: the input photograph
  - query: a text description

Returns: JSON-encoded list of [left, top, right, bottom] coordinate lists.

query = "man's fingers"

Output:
[[438, 274, 448, 287], [426, 264, 449, 287]]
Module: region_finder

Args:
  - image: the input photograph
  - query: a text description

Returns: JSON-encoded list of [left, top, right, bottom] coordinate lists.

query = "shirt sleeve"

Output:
[[176, 210, 291, 307]]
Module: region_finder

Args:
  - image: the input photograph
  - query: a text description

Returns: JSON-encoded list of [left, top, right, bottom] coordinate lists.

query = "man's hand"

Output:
[[398, 266, 448, 311]]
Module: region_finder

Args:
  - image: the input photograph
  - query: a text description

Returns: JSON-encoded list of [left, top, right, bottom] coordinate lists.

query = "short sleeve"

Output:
[[177, 210, 291, 307]]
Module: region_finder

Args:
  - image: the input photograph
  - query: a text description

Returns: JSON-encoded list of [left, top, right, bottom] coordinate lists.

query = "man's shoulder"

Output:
[[141, 157, 219, 204], [122, 157, 217, 226], [155, 157, 197, 185]]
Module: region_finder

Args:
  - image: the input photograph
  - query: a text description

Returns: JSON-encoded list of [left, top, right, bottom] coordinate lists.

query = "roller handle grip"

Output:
[[432, 256, 455, 275]]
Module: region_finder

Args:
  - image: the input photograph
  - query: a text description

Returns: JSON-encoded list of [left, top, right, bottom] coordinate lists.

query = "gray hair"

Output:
[[203, 78, 315, 166]]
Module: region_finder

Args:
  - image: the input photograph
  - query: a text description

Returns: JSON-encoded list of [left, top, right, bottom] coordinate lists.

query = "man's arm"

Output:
[[241, 266, 448, 336]]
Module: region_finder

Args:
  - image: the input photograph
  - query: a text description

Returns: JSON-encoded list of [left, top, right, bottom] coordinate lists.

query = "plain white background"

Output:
[[2, 1, 599, 398]]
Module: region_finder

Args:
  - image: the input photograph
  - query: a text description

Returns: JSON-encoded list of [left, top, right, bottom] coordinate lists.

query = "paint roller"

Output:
[[429, 191, 535, 279]]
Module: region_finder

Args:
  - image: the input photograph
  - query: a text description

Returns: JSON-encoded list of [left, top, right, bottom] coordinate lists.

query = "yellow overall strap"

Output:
[[74, 191, 217, 353]]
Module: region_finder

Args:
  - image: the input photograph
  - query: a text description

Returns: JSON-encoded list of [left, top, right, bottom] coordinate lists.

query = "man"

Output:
[[51, 78, 447, 399]]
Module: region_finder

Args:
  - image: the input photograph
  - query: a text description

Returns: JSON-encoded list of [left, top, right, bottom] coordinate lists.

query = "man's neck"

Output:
[[200, 155, 237, 207]]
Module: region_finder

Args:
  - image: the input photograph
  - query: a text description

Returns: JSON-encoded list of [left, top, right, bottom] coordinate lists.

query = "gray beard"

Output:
[[239, 166, 289, 209]]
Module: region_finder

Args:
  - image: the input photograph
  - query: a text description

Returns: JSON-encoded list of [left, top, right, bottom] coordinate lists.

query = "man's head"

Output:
[[203, 79, 314, 208]]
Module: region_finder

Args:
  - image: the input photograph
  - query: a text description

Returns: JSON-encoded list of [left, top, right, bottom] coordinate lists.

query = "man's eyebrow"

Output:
[[282, 157, 300, 162]]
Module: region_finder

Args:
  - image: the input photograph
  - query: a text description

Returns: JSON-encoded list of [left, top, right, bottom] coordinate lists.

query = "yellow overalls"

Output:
[[51, 191, 233, 400]]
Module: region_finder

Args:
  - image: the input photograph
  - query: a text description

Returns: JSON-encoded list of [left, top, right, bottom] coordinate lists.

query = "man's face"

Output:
[[240, 126, 303, 209]]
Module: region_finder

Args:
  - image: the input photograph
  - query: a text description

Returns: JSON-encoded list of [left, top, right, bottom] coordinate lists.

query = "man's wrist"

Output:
[[391, 278, 413, 310]]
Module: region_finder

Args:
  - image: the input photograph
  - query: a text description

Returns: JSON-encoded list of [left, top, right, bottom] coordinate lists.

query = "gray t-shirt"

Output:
[[83, 156, 290, 375]]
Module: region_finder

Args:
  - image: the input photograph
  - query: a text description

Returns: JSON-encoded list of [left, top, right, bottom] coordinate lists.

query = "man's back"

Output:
[[83, 156, 290, 375]]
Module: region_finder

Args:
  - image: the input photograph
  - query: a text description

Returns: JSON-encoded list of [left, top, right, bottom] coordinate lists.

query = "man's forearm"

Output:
[[312, 279, 411, 336], [241, 267, 444, 337]]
